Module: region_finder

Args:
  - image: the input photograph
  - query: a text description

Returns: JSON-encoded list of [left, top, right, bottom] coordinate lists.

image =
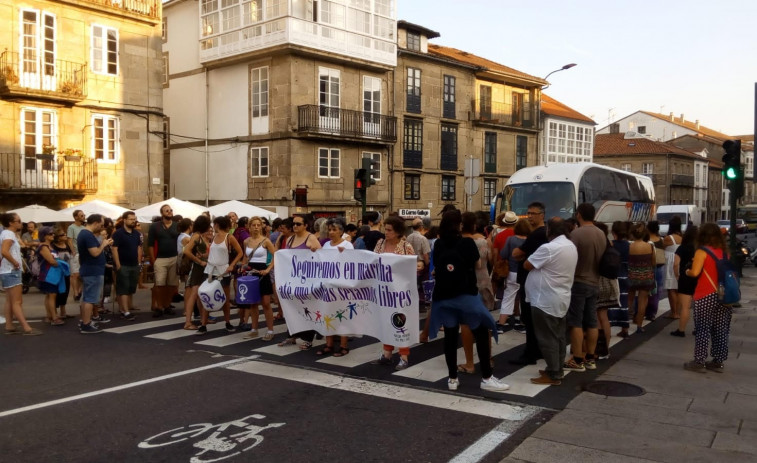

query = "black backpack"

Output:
[[598, 240, 620, 279]]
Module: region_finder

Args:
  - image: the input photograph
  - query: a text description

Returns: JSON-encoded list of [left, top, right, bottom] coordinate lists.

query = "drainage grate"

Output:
[[583, 380, 645, 397]]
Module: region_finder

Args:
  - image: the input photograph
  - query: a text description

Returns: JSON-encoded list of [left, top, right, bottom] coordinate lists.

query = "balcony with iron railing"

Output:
[[199, 16, 396, 67], [0, 153, 97, 194], [671, 174, 695, 187], [298, 105, 397, 144], [471, 99, 537, 130], [57, 0, 160, 21], [0, 51, 87, 104]]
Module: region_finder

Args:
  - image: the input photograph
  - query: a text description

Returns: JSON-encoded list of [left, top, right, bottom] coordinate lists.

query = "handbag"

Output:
[[654, 241, 666, 265]]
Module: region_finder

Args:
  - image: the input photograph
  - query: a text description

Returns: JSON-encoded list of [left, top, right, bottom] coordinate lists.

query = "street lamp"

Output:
[[542, 63, 577, 89]]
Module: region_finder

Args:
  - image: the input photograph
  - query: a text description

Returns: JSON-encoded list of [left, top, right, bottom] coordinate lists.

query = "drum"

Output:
[[198, 279, 227, 312], [236, 275, 261, 305]]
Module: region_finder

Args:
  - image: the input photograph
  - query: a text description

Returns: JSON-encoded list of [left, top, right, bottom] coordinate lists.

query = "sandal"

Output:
[[278, 337, 297, 347], [457, 364, 475, 374], [51, 318, 65, 326], [183, 324, 198, 330], [333, 347, 350, 357], [299, 342, 312, 351], [316, 345, 334, 356]]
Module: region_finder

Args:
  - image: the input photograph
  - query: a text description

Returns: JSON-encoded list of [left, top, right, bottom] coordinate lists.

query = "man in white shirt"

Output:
[[524, 218, 578, 385]]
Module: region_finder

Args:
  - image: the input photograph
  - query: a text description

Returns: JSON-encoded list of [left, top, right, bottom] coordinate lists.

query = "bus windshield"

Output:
[[505, 182, 576, 219]]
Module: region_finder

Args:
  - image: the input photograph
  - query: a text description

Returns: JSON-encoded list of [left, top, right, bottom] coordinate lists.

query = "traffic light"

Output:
[[362, 157, 380, 187], [354, 168, 366, 201], [722, 140, 743, 199]]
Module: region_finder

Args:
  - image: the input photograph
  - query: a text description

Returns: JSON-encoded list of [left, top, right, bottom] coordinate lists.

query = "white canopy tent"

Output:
[[208, 200, 279, 221], [60, 200, 130, 221], [134, 197, 208, 223], [8, 204, 71, 223]]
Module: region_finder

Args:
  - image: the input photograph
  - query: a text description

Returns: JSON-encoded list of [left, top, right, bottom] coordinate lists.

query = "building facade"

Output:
[[0, 0, 164, 210], [539, 94, 595, 165], [163, 0, 397, 222], [392, 22, 546, 216], [594, 132, 723, 222]]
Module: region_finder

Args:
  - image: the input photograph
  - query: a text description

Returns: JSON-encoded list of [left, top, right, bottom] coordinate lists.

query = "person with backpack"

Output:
[[684, 223, 734, 373]]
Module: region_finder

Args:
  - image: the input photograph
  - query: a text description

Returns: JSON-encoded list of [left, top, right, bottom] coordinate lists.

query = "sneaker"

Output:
[[225, 322, 235, 332], [195, 325, 207, 335], [448, 378, 460, 391], [244, 329, 259, 339], [513, 324, 526, 334], [91, 315, 111, 324], [705, 360, 724, 373], [395, 359, 409, 371], [683, 360, 705, 372], [597, 353, 610, 360], [262, 331, 274, 342], [103, 297, 111, 304], [119, 312, 136, 321], [371, 354, 393, 366], [563, 359, 585, 372], [480, 376, 510, 392], [584, 359, 597, 370], [495, 323, 508, 334], [530, 374, 561, 386], [670, 329, 685, 337], [79, 323, 102, 334]]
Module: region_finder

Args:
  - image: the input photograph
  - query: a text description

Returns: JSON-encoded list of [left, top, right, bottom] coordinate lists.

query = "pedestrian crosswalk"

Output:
[[103, 309, 658, 400]]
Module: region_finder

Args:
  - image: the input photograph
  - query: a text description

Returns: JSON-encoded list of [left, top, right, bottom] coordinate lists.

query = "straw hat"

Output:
[[503, 211, 518, 226]]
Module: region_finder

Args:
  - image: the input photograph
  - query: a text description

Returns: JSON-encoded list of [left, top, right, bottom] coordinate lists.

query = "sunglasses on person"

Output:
[[293, 221, 304, 226]]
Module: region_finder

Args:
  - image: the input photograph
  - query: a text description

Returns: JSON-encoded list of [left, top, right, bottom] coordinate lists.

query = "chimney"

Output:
[[695, 120, 700, 130], [669, 112, 674, 121], [610, 123, 620, 134], [680, 113, 685, 123]]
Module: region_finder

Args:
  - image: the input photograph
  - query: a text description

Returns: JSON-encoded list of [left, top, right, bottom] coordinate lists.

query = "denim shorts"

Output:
[[0, 269, 22, 289], [81, 275, 105, 304]]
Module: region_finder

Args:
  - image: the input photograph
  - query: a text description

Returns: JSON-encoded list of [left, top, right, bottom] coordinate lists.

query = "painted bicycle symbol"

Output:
[[138, 414, 285, 463]]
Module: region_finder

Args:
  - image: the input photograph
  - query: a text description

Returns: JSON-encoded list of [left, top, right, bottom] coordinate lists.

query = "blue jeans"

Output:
[[0, 269, 22, 289], [81, 275, 104, 304]]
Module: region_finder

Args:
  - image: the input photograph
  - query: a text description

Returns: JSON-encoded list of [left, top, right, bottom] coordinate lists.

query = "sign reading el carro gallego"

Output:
[[399, 209, 430, 218]]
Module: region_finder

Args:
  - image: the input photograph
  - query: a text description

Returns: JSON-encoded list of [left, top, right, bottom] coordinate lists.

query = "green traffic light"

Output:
[[725, 167, 738, 179]]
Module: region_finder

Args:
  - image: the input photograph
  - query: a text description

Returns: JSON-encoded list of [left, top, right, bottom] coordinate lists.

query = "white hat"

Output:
[[503, 211, 518, 225]]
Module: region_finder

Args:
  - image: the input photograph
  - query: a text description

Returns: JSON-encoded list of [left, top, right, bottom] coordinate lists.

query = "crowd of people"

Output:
[[1, 201, 735, 388]]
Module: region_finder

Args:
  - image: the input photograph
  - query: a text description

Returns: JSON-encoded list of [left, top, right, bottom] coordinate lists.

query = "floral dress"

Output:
[[628, 243, 655, 291]]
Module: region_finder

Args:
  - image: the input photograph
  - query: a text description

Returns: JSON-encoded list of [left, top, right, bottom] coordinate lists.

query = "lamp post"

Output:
[[542, 63, 577, 89]]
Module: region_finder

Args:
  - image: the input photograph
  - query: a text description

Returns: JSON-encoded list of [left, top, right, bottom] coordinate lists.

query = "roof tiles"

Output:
[[541, 94, 595, 124]]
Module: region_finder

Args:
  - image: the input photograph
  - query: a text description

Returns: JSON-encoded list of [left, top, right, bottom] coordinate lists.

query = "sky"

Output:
[[397, 0, 756, 137]]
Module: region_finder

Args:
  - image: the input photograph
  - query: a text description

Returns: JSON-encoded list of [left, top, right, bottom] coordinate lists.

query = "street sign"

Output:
[[464, 178, 480, 195], [464, 158, 480, 177], [399, 209, 431, 218]]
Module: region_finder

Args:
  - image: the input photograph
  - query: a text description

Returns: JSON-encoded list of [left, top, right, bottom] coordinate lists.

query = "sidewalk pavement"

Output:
[[502, 265, 757, 463]]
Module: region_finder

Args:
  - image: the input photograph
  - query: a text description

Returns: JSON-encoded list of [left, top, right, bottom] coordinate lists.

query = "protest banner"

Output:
[[274, 249, 419, 347]]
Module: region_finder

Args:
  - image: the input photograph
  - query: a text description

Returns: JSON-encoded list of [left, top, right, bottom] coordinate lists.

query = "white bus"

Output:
[[490, 162, 656, 224]]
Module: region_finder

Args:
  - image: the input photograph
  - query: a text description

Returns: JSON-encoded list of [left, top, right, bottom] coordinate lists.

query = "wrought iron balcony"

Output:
[[471, 99, 536, 129], [0, 153, 97, 194], [671, 174, 695, 187], [298, 105, 397, 144], [58, 0, 160, 21], [0, 51, 87, 104]]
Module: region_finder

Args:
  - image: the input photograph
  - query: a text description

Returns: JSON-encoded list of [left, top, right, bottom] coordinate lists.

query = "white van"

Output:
[[656, 205, 703, 235]]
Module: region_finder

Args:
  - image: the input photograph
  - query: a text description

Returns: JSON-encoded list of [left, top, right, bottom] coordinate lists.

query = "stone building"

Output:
[[390, 21, 547, 216], [598, 110, 751, 219], [163, 0, 397, 222], [0, 0, 164, 210], [594, 132, 723, 222]]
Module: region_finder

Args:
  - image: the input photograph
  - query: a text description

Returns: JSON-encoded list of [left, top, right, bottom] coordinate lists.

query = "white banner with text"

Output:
[[274, 250, 419, 346]]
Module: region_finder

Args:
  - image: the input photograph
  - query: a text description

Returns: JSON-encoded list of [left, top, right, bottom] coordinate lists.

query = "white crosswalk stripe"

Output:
[[101, 301, 666, 398]]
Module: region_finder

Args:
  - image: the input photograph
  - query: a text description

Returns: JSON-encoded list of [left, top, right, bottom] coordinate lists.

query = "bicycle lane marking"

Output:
[[0, 356, 258, 419], [225, 360, 538, 422]]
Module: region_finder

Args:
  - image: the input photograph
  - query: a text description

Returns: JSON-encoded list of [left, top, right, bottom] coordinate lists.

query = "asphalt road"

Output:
[[0, 286, 673, 463]]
